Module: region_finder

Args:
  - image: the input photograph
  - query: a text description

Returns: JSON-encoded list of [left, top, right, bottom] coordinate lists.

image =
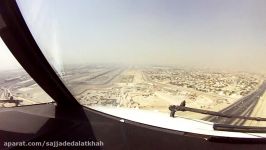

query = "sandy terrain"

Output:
[[1, 66, 263, 126], [76, 67, 255, 121], [0, 71, 53, 107]]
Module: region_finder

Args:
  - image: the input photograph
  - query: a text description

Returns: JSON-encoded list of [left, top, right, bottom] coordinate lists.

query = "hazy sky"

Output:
[[0, 38, 22, 71], [2, 0, 266, 72]]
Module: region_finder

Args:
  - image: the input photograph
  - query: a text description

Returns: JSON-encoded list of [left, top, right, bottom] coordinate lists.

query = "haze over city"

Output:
[[0, 0, 261, 73]]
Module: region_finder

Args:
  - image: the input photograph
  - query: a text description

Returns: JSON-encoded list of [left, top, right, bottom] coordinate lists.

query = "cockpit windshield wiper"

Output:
[[169, 103, 266, 121], [213, 124, 266, 133], [169, 103, 266, 133]]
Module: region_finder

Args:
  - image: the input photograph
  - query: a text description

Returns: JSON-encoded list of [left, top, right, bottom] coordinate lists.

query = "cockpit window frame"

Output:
[[0, 0, 80, 107]]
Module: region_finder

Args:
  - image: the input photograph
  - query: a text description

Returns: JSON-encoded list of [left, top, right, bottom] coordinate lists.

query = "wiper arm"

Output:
[[169, 103, 266, 133], [0, 99, 23, 106], [213, 124, 266, 133], [169, 103, 266, 121]]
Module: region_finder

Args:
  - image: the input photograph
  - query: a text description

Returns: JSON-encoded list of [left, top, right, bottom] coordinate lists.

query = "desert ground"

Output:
[[1, 65, 265, 126]]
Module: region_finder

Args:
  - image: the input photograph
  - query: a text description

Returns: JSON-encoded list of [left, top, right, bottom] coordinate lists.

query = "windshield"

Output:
[[16, 0, 266, 128], [0, 38, 53, 107]]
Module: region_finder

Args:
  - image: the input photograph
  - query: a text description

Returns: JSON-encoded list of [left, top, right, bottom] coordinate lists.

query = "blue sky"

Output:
[[1, 0, 266, 72]]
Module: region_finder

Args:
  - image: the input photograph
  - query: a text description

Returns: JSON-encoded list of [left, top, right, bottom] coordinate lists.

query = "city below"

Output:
[[1, 65, 266, 127]]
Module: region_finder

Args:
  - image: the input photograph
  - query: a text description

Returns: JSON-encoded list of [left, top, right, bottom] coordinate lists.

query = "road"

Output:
[[204, 80, 266, 126], [68, 67, 126, 95], [66, 67, 124, 85]]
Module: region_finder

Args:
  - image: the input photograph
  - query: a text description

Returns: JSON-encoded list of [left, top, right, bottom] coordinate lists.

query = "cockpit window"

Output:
[[0, 38, 53, 107], [16, 0, 266, 127]]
